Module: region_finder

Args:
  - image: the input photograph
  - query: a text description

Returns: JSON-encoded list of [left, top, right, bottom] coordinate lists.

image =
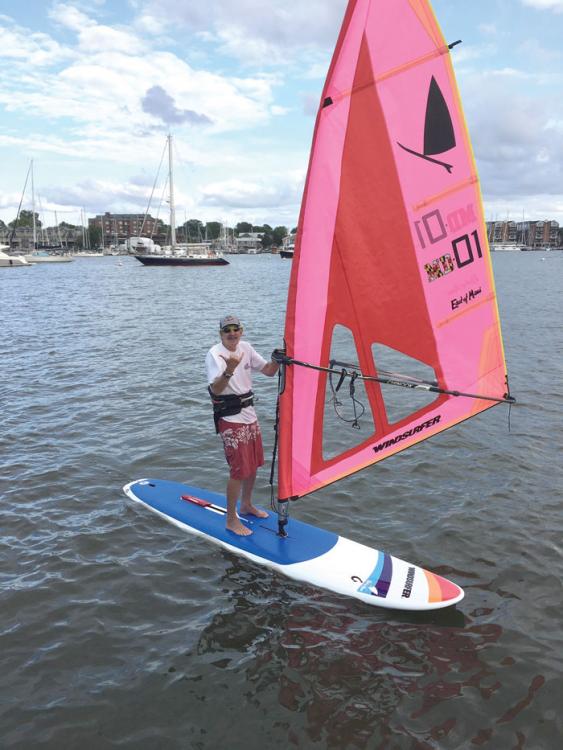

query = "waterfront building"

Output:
[[486, 219, 559, 249], [516, 220, 559, 249], [88, 213, 166, 247], [235, 232, 264, 254], [486, 221, 517, 246]]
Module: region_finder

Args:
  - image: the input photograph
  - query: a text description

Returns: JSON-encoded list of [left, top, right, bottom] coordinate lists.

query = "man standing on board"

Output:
[[206, 315, 279, 536]]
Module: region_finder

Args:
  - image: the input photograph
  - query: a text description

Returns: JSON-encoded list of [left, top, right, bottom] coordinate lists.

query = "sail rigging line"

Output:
[[10, 161, 33, 248], [328, 366, 366, 428], [140, 138, 168, 237], [275, 353, 515, 405]]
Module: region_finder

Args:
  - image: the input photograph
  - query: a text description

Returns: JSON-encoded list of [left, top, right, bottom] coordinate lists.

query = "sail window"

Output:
[[371, 343, 439, 425], [322, 324, 375, 460]]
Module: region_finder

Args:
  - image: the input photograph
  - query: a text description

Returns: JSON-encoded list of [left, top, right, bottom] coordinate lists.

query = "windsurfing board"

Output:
[[123, 478, 464, 611]]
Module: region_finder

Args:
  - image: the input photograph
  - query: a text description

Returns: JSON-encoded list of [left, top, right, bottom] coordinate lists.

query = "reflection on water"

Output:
[[188, 557, 552, 749], [1, 255, 562, 748]]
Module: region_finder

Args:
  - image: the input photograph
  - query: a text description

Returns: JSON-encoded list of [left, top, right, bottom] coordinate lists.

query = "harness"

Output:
[[208, 387, 254, 433]]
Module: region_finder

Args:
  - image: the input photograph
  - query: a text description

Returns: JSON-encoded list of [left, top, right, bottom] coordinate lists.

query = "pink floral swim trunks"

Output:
[[218, 420, 265, 480]]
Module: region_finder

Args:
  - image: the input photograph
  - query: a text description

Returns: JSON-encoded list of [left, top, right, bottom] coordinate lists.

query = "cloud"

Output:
[[0, 18, 72, 67], [141, 85, 212, 126], [136, 0, 346, 64], [200, 172, 304, 210], [460, 69, 563, 219], [520, 0, 563, 11]]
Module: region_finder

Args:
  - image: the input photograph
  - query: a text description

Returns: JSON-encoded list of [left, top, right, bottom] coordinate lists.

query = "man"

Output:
[[205, 315, 279, 536]]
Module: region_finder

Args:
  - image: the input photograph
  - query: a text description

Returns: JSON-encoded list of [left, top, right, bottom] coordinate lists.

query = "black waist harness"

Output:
[[208, 387, 254, 433]]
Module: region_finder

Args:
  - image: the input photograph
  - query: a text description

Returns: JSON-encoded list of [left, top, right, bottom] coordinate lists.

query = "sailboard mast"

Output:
[[276, 0, 513, 505]]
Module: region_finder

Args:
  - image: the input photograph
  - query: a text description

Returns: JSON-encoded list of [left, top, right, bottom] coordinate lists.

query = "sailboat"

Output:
[[135, 135, 229, 267], [124, 0, 514, 610], [280, 233, 295, 259], [0, 244, 32, 268]]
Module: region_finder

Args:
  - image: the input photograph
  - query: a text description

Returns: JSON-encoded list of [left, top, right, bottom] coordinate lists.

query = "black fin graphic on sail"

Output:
[[397, 76, 456, 173], [424, 77, 456, 155]]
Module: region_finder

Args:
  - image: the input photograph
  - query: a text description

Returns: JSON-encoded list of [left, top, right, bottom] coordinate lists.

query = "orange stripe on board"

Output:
[[424, 570, 443, 602], [424, 570, 461, 603]]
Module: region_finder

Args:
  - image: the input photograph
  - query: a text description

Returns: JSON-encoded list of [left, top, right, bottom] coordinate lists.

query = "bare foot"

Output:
[[226, 519, 253, 536], [239, 505, 269, 519]]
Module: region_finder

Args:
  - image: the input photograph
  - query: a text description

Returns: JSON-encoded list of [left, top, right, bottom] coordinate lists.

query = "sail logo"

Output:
[[372, 415, 441, 454], [397, 77, 456, 172], [451, 287, 482, 310]]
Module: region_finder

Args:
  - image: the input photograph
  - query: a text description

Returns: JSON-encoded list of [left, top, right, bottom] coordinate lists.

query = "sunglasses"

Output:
[[221, 325, 242, 333]]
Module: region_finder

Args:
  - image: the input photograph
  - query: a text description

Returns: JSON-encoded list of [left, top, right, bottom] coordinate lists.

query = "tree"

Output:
[[235, 221, 252, 235], [89, 226, 102, 248], [8, 210, 41, 229], [205, 221, 222, 240], [272, 226, 288, 246], [183, 219, 204, 241]]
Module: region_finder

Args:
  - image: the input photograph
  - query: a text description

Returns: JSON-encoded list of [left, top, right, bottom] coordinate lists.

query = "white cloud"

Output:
[[136, 0, 346, 63], [0, 8, 279, 152], [200, 172, 304, 210], [461, 69, 563, 217], [521, 0, 563, 11], [0, 20, 72, 67], [48, 3, 93, 32]]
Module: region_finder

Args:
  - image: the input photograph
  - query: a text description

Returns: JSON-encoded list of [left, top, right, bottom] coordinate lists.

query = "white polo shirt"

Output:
[[205, 340, 267, 424]]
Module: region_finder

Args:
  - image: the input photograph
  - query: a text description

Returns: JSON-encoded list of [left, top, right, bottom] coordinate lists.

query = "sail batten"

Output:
[[278, 0, 510, 501]]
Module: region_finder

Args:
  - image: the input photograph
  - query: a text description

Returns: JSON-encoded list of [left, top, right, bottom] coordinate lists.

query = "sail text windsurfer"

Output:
[[206, 315, 280, 536]]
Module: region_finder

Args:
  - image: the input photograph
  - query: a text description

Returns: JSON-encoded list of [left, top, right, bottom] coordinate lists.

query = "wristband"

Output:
[[223, 371, 233, 379]]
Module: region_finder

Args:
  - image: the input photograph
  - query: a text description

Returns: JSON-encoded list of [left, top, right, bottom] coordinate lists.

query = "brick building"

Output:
[[89, 213, 165, 246]]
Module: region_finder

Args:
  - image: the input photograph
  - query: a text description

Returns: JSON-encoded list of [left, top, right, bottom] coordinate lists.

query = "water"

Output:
[[1, 253, 562, 749]]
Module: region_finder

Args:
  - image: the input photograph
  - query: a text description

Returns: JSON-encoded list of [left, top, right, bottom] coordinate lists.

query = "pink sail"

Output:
[[278, 0, 511, 500]]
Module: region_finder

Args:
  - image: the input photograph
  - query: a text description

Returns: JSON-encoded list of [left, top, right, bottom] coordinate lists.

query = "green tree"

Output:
[[235, 221, 252, 235], [261, 232, 273, 249], [272, 225, 288, 246], [205, 221, 222, 240], [183, 219, 204, 241], [89, 226, 102, 248], [8, 210, 41, 228]]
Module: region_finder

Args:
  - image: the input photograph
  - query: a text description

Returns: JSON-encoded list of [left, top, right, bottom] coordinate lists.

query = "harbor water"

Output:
[[1, 253, 562, 748]]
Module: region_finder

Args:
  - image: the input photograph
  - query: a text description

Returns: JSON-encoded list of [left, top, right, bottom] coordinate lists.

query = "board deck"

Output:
[[123, 478, 464, 611]]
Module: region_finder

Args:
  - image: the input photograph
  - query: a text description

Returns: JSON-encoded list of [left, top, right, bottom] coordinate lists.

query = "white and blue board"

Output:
[[123, 478, 464, 611]]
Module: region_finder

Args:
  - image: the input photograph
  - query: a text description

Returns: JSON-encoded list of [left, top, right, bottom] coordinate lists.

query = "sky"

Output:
[[1, 0, 562, 230]]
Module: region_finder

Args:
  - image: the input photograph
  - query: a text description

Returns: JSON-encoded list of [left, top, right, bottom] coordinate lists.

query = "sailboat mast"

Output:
[[168, 134, 176, 247], [31, 160, 37, 249]]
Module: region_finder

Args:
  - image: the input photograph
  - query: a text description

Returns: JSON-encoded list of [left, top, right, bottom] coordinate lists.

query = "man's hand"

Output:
[[219, 353, 242, 375], [271, 348, 289, 365]]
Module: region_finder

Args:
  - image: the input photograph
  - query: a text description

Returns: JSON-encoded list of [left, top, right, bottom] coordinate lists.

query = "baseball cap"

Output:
[[219, 314, 241, 329]]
